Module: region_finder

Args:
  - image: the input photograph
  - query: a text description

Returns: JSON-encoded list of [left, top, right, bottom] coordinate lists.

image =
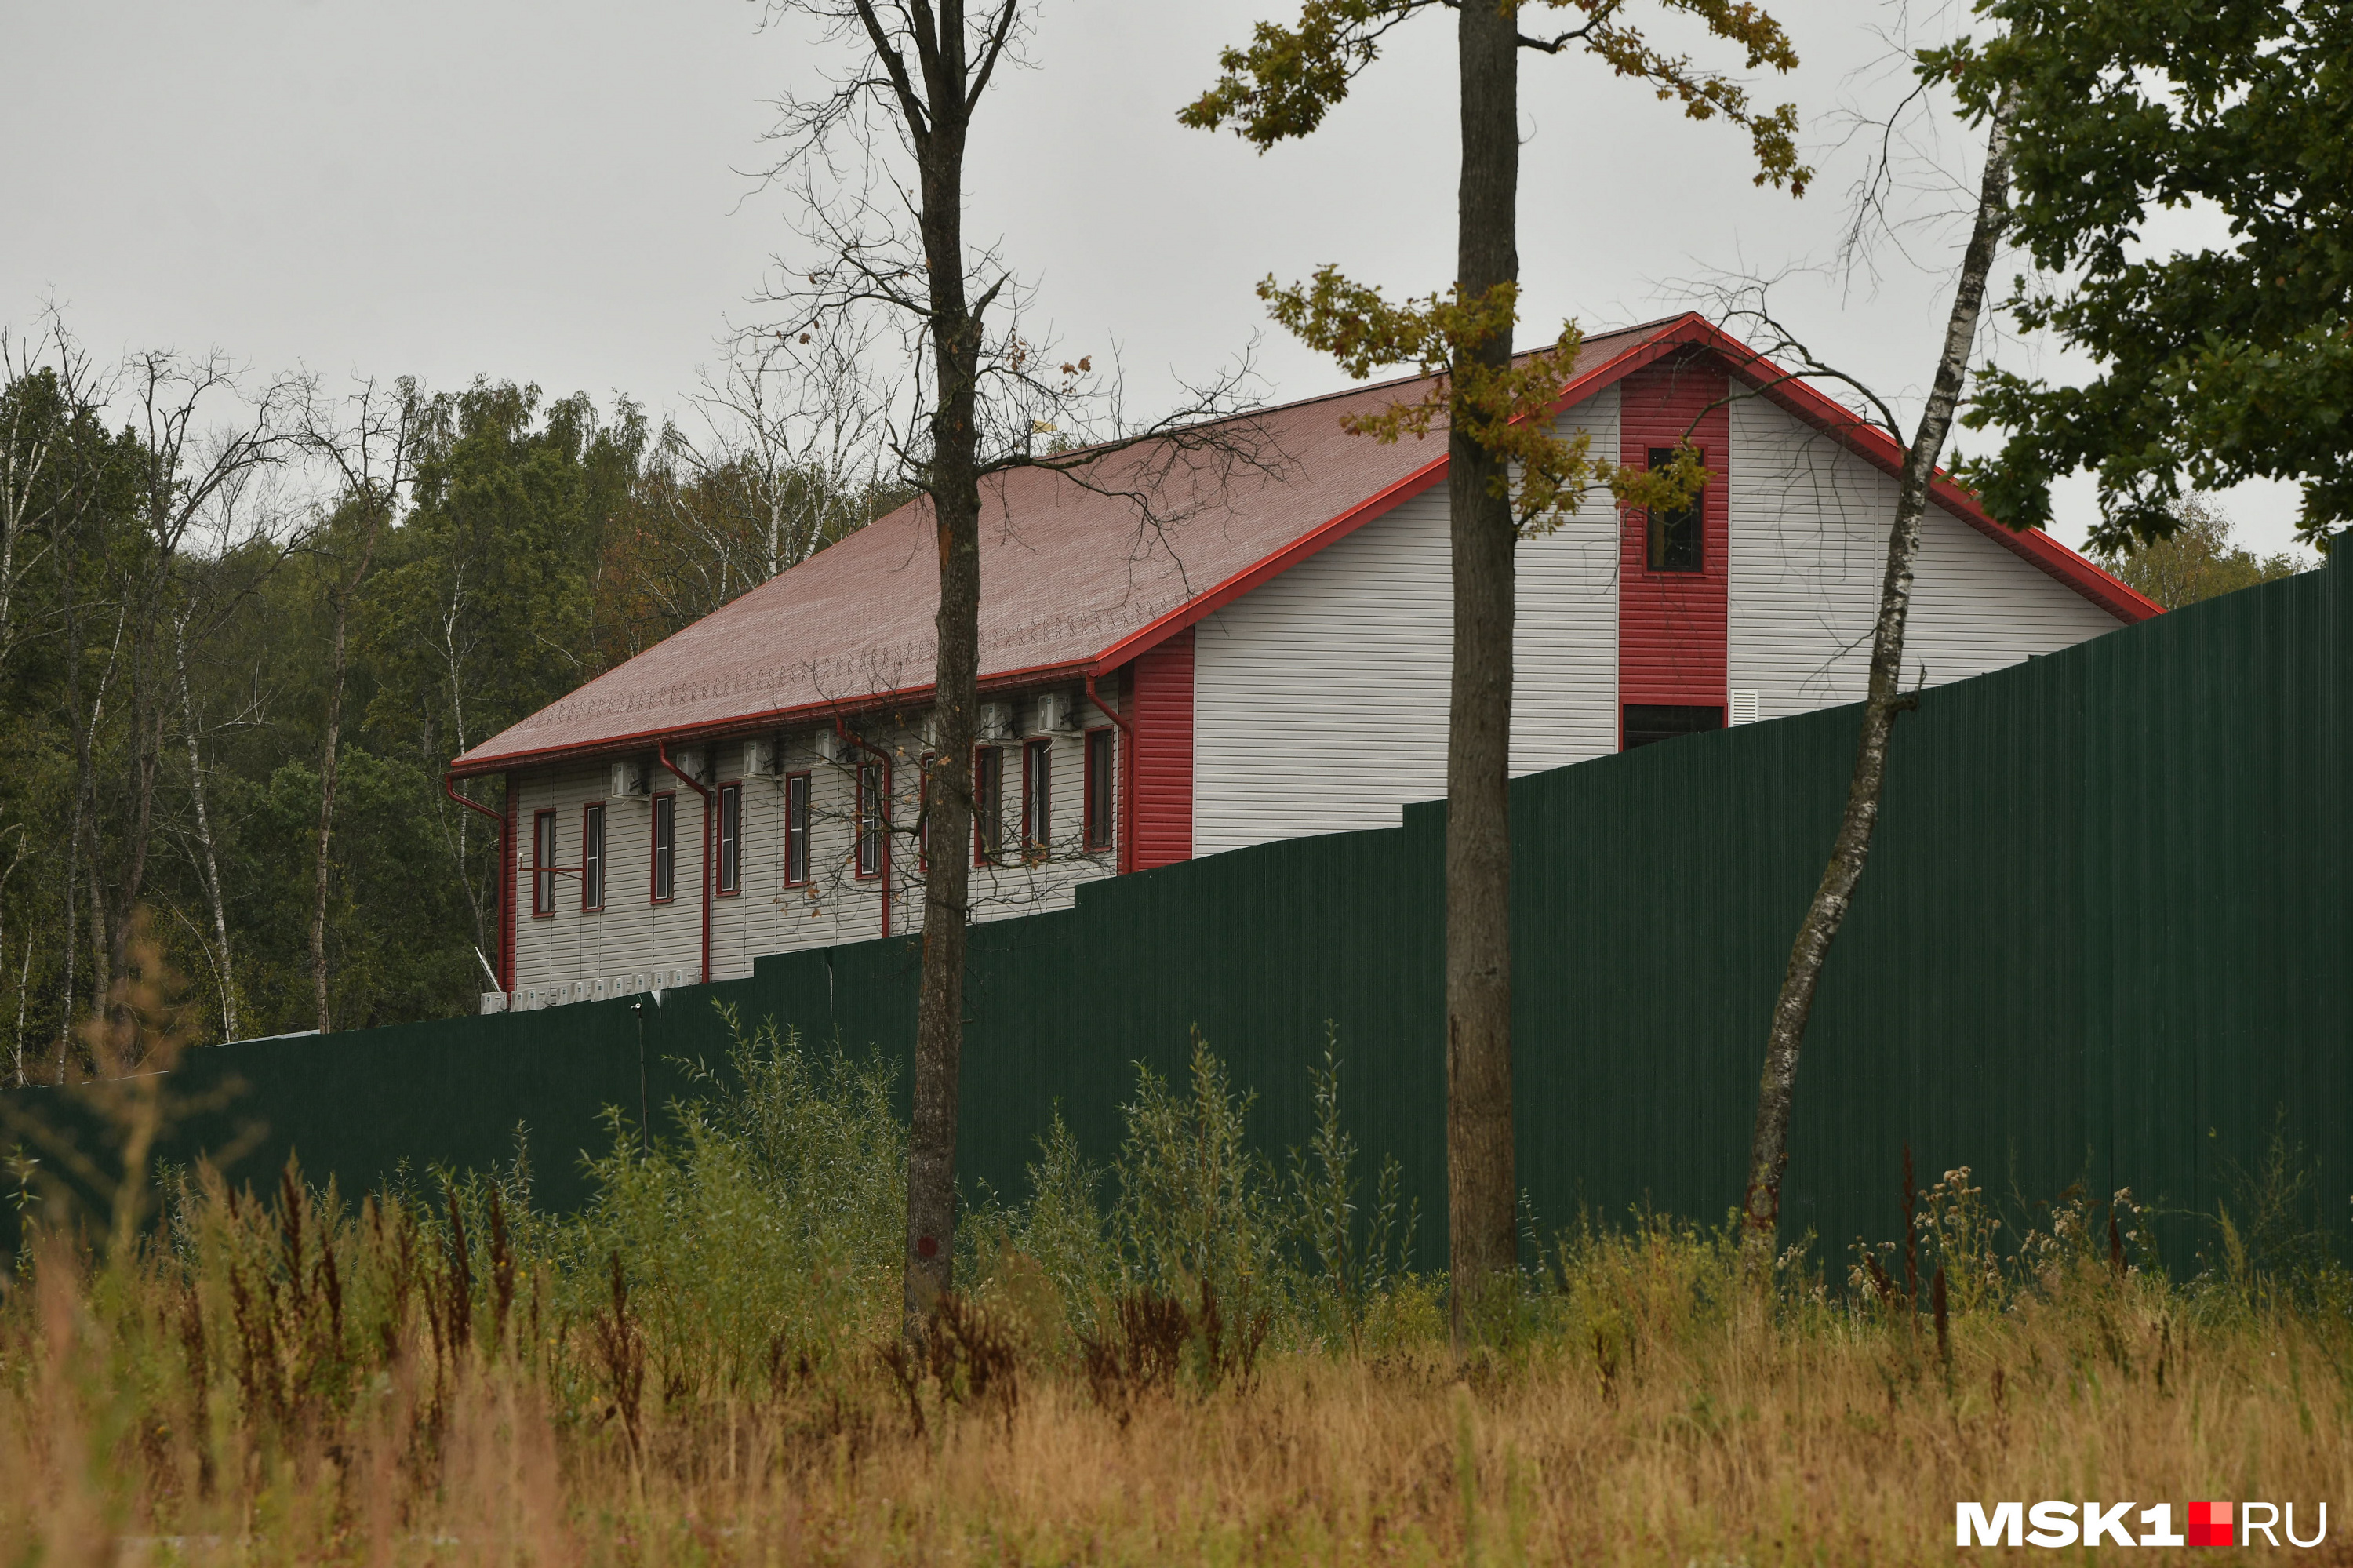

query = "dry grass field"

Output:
[[5, 996, 2349, 1566]]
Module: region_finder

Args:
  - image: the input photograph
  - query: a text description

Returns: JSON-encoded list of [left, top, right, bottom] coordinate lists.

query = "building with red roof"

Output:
[[449, 314, 2157, 1011]]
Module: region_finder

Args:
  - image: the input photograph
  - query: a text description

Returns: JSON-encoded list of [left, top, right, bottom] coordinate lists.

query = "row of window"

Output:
[[530, 729, 1118, 916], [971, 730, 1116, 864]]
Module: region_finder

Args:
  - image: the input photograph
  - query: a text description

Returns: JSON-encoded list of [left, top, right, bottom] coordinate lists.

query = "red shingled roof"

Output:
[[449, 314, 2155, 777]]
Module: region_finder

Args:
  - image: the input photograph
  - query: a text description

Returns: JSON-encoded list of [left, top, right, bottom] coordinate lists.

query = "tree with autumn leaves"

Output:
[[1184, 0, 1809, 1348]]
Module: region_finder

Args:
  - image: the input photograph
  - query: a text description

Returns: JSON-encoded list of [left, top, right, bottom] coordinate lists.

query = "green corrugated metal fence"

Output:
[[9, 554, 2348, 1270]]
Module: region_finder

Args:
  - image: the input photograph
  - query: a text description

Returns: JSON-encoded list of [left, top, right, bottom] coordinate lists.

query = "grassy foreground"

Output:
[[5, 1009, 2350, 1565]]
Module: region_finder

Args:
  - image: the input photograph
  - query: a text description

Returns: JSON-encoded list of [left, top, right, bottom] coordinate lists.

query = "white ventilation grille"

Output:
[[1729, 689, 1760, 726]]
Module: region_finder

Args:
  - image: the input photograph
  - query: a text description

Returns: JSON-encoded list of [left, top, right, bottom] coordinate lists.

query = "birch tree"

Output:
[[300, 377, 426, 1033], [1736, 78, 2019, 1260], [108, 351, 300, 1028]]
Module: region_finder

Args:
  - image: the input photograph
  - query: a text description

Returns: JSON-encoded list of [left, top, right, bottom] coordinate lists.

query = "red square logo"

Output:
[[2188, 1501, 2233, 1547]]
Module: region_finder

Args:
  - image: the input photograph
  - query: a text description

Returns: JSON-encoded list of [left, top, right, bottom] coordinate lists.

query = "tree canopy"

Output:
[[1953, 0, 2353, 551], [2093, 494, 2309, 611]]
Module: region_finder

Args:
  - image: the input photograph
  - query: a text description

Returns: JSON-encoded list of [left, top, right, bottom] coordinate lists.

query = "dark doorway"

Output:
[[1623, 703, 1725, 750]]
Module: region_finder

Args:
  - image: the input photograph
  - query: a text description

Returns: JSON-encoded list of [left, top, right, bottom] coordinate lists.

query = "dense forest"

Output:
[[0, 316, 900, 1080]]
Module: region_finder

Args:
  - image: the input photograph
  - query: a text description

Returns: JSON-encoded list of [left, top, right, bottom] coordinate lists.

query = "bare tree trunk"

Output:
[[0, 834, 25, 1085], [13, 937, 29, 1090], [439, 582, 491, 959], [1443, 0, 1522, 1353], [904, 32, 984, 1335], [56, 544, 83, 1076], [175, 608, 237, 1042], [60, 590, 127, 1068], [311, 518, 383, 1034], [300, 379, 417, 1035], [1740, 98, 2016, 1257], [107, 698, 165, 994], [84, 824, 110, 1040]]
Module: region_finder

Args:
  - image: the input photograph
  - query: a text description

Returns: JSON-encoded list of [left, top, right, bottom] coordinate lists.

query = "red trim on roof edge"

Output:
[[446, 657, 1104, 778], [1082, 312, 2153, 675], [1088, 456, 1453, 674], [460, 314, 2155, 779], [1582, 315, 2162, 625]]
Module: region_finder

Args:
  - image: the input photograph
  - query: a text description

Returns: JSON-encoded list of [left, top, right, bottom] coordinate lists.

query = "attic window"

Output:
[[1623, 704, 1724, 751], [1646, 447, 1704, 573]]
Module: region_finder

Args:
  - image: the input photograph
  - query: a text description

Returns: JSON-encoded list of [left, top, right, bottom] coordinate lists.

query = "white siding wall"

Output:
[[1513, 389, 1626, 771], [1908, 506, 2126, 683], [506, 693, 1120, 1007], [1193, 391, 1621, 857], [511, 760, 706, 1011], [1726, 391, 2124, 719]]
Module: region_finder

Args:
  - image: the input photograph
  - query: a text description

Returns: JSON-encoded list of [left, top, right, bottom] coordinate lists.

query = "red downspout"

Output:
[[444, 770, 513, 993], [656, 740, 715, 984], [1085, 671, 1134, 876], [835, 716, 893, 937]]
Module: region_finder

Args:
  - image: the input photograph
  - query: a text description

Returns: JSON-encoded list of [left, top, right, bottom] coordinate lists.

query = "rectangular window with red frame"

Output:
[[1022, 737, 1052, 858], [1646, 446, 1705, 573], [1082, 726, 1114, 851], [973, 745, 1004, 864], [715, 782, 743, 895], [650, 791, 676, 902], [532, 809, 558, 917], [783, 772, 811, 885], [855, 762, 886, 879], [580, 803, 606, 911]]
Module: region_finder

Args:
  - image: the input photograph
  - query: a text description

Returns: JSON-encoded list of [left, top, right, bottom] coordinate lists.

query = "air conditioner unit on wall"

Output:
[[671, 746, 708, 784], [745, 737, 781, 777], [978, 702, 1013, 741], [609, 759, 649, 799], [1033, 692, 1078, 734], [813, 728, 844, 763]]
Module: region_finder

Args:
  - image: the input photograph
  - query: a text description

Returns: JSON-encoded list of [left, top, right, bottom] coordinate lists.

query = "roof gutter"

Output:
[[655, 740, 715, 985], [447, 663, 1099, 780]]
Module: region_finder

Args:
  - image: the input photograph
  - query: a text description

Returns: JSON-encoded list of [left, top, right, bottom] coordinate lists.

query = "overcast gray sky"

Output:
[[0, 1, 2308, 557]]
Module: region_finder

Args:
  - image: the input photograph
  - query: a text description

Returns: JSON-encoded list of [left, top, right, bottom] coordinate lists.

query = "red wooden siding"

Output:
[[1619, 353, 1731, 741], [1129, 627, 1195, 869]]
